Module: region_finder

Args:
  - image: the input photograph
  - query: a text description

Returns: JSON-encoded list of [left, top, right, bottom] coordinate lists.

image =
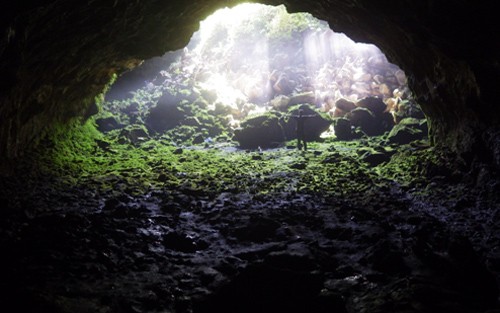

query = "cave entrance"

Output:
[[100, 3, 426, 150]]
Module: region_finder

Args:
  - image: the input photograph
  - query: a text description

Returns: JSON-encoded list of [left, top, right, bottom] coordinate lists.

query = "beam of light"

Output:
[[194, 3, 268, 57], [198, 72, 246, 110], [165, 2, 411, 130], [190, 3, 271, 109]]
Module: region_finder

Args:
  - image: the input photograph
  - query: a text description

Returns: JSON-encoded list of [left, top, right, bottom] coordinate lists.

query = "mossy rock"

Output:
[[119, 125, 149, 145], [333, 117, 357, 140], [355, 96, 386, 117], [283, 104, 332, 141], [233, 112, 286, 149], [95, 116, 124, 132], [387, 122, 425, 144], [145, 93, 186, 133]]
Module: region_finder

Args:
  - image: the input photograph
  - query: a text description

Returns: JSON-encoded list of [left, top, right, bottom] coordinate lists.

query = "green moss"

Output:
[[95, 73, 117, 109]]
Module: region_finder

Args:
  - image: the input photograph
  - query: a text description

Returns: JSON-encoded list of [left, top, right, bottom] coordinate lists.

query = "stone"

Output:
[[173, 148, 183, 154], [333, 117, 356, 140], [283, 105, 332, 141], [335, 98, 356, 113], [145, 92, 186, 133], [192, 134, 205, 144], [361, 240, 409, 274], [387, 118, 427, 144], [231, 216, 280, 242], [95, 116, 124, 132], [119, 126, 149, 144], [346, 107, 383, 136], [288, 92, 316, 107], [192, 263, 325, 313], [270, 95, 290, 111], [233, 112, 286, 149], [163, 232, 207, 253], [355, 96, 386, 117], [362, 150, 391, 166]]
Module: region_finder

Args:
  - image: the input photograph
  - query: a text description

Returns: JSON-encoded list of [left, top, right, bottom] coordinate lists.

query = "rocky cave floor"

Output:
[[1, 136, 500, 313]]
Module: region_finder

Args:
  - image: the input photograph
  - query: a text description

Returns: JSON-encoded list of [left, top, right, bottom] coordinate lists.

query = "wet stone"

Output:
[[163, 232, 208, 253]]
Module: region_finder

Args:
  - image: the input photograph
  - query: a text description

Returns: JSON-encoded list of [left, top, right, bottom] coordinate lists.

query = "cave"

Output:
[[1, 1, 499, 313]]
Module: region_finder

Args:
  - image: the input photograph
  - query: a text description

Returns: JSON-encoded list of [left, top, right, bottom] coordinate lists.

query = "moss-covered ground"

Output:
[[1, 119, 499, 313], [33, 117, 440, 201]]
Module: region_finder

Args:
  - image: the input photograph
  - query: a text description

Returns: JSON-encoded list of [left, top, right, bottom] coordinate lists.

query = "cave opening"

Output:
[[99, 3, 426, 152], [1, 2, 499, 313]]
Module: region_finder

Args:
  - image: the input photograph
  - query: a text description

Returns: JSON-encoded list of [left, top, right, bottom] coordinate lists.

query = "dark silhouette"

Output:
[[291, 109, 316, 151]]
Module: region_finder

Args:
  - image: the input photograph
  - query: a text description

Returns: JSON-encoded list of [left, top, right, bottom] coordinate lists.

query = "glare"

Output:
[[198, 73, 246, 110], [195, 3, 267, 56], [161, 3, 410, 130]]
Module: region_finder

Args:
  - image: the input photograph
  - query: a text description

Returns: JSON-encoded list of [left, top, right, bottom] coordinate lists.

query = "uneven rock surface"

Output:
[[1, 138, 499, 313]]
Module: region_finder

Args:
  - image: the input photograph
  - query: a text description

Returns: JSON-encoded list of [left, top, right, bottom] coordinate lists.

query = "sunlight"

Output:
[[185, 3, 408, 121], [198, 72, 246, 110]]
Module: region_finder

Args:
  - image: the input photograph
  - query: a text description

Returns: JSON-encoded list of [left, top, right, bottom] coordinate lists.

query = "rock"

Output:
[[393, 99, 425, 123], [233, 112, 285, 149], [346, 107, 384, 136], [288, 92, 316, 107], [361, 150, 391, 166], [335, 98, 356, 112], [283, 105, 332, 141], [272, 72, 295, 95], [270, 95, 290, 111], [145, 92, 186, 133], [121, 101, 140, 115], [387, 118, 427, 144], [119, 126, 149, 144], [192, 263, 326, 313], [355, 96, 386, 117], [163, 232, 207, 253], [361, 240, 409, 274], [95, 116, 124, 132], [333, 118, 356, 140], [192, 134, 205, 144], [231, 216, 280, 242]]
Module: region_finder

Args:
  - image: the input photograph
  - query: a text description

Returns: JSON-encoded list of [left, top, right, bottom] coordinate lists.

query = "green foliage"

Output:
[[267, 7, 325, 41], [198, 4, 327, 64]]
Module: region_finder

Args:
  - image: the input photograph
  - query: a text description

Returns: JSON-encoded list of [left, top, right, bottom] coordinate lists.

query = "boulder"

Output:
[[271, 95, 291, 111], [95, 116, 124, 132], [333, 118, 355, 140], [335, 98, 356, 112], [119, 126, 149, 145], [283, 105, 332, 141], [346, 107, 379, 136], [288, 92, 316, 107], [346, 106, 393, 137], [145, 92, 186, 133], [355, 96, 387, 117], [361, 150, 391, 167], [387, 118, 427, 144], [233, 112, 286, 149]]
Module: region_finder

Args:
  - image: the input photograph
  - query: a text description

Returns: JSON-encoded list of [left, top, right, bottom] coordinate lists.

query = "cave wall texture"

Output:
[[1, 0, 499, 165]]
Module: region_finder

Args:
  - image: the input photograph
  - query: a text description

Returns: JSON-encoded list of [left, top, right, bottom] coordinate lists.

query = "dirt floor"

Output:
[[1, 138, 499, 313]]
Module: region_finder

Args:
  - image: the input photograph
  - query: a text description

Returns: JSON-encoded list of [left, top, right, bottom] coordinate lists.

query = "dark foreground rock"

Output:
[[0, 142, 498, 313], [233, 112, 286, 149]]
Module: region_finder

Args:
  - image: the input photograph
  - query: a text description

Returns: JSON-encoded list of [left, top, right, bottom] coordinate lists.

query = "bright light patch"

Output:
[[198, 73, 246, 110], [159, 3, 410, 131]]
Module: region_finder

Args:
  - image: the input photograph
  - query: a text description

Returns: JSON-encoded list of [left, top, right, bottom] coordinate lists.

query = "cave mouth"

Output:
[[99, 3, 426, 150], [3, 3, 500, 313]]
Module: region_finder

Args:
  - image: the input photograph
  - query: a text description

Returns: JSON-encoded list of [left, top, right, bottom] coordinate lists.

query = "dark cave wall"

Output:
[[0, 0, 499, 163]]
